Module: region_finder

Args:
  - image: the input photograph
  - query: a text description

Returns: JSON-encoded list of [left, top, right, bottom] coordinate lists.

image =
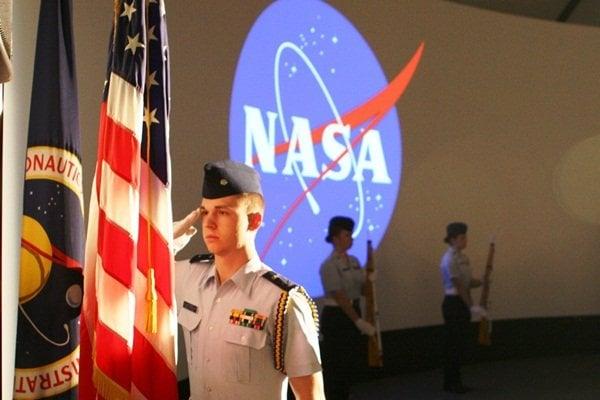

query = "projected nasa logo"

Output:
[[230, 1, 423, 296]]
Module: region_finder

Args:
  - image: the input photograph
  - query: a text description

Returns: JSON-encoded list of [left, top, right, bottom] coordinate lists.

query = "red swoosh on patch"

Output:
[[254, 42, 425, 258]]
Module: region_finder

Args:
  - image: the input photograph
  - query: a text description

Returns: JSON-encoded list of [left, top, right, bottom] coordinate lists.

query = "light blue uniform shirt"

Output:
[[320, 251, 365, 301], [175, 257, 321, 400], [440, 246, 472, 295]]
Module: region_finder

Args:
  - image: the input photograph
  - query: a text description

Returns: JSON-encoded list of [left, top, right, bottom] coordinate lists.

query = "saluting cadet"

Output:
[[439, 222, 483, 394], [173, 160, 324, 400], [319, 216, 376, 400]]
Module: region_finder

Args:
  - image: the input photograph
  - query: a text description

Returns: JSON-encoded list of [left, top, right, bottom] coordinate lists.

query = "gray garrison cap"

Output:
[[202, 160, 263, 199], [325, 216, 355, 243], [444, 222, 468, 243]]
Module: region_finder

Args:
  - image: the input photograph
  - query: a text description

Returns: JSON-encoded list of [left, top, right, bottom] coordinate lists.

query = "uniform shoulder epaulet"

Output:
[[261, 271, 297, 291], [189, 253, 214, 264]]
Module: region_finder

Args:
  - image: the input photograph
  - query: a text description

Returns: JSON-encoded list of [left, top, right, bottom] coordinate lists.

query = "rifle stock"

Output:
[[365, 240, 383, 367]]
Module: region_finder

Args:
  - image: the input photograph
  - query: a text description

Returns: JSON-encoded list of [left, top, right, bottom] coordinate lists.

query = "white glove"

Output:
[[470, 305, 488, 320], [354, 318, 376, 336]]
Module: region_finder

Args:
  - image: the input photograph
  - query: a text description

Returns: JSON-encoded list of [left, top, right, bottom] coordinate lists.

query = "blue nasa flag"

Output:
[[15, 1, 83, 398]]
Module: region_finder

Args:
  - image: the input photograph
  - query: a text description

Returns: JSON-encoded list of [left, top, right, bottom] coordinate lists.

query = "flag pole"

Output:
[[143, 0, 158, 335]]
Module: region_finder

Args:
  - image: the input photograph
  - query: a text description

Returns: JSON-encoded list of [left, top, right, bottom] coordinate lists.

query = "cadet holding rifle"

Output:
[[439, 222, 485, 394], [319, 216, 376, 400]]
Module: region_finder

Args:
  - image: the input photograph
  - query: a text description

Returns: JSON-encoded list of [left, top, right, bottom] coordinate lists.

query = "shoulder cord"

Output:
[[273, 290, 290, 373], [272, 287, 320, 374]]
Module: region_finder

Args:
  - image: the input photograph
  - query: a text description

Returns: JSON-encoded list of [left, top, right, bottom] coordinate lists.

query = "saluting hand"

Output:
[[172, 209, 200, 255], [174, 208, 200, 239]]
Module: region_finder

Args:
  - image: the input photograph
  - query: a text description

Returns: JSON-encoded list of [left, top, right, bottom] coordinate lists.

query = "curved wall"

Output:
[[6, 0, 598, 340], [71, 1, 599, 330]]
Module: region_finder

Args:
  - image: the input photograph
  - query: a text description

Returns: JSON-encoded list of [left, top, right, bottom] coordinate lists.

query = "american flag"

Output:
[[80, 1, 178, 398]]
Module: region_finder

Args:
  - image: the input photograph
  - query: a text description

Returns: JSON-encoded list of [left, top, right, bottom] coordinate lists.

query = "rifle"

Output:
[[478, 237, 495, 346], [365, 240, 383, 367]]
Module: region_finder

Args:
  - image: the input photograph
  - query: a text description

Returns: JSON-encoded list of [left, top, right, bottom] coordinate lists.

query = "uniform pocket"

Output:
[[223, 326, 267, 383], [178, 307, 201, 366], [178, 307, 201, 331]]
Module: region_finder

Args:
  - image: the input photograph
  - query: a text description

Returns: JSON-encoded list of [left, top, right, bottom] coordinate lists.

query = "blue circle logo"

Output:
[[230, 0, 423, 296]]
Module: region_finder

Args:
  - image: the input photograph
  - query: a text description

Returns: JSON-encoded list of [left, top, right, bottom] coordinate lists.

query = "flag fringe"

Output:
[[93, 364, 130, 400]]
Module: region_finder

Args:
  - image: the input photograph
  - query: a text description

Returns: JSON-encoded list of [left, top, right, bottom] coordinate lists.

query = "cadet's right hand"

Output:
[[174, 208, 200, 239], [172, 209, 200, 255], [354, 318, 376, 336]]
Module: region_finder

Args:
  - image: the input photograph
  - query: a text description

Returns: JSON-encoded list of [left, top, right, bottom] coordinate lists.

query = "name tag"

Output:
[[183, 301, 198, 313]]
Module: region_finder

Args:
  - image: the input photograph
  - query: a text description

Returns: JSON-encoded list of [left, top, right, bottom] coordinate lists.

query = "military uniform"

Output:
[[175, 255, 321, 400], [319, 217, 369, 400], [174, 159, 322, 399], [439, 222, 473, 393], [320, 251, 364, 301], [440, 247, 472, 296]]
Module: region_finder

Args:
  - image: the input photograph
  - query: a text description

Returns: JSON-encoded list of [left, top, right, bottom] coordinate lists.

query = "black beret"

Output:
[[325, 216, 355, 243], [444, 222, 468, 243], [202, 160, 262, 199]]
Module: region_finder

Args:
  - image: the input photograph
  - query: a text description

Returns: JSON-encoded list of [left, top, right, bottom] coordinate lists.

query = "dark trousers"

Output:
[[442, 295, 472, 388], [320, 305, 368, 400]]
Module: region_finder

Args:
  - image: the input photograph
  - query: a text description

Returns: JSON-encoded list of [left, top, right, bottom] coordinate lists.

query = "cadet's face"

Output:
[[200, 195, 249, 256], [333, 229, 353, 252], [453, 234, 468, 250]]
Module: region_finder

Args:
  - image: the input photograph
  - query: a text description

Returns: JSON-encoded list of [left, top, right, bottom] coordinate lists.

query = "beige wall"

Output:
[[3, 0, 599, 392], [71, 1, 599, 331]]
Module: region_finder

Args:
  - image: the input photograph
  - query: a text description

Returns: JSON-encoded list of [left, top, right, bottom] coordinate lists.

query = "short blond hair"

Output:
[[240, 193, 265, 215]]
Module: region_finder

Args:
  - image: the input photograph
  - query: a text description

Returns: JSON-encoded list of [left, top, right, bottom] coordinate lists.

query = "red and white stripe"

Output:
[[80, 69, 178, 398]]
